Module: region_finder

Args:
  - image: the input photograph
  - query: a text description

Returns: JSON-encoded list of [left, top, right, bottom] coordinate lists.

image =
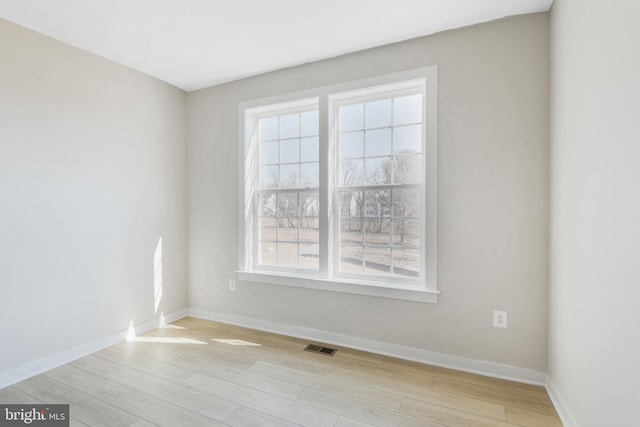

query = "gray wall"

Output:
[[549, 0, 640, 425], [188, 13, 550, 372], [0, 19, 188, 374]]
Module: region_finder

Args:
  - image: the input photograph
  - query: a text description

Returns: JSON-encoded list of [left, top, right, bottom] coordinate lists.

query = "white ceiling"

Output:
[[0, 0, 553, 92]]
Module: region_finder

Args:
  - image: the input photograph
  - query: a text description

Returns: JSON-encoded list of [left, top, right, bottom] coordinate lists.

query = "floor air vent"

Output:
[[304, 344, 337, 356]]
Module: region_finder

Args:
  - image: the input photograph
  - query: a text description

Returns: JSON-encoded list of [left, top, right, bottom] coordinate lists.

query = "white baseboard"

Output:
[[546, 376, 579, 427], [187, 308, 547, 386], [0, 309, 187, 390], [0, 307, 550, 393]]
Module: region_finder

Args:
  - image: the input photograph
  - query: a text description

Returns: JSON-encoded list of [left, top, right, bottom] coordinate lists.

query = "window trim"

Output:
[[238, 66, 438, 303]]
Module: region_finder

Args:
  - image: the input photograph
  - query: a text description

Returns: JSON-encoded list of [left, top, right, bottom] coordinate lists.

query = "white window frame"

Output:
[[238, 67, 438, 303]]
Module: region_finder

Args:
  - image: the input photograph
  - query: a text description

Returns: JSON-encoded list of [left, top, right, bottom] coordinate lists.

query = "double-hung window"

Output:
[[239, 67, 438, 303]]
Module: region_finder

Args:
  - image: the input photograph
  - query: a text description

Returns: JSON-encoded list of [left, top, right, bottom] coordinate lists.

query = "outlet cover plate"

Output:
[[493, 310, 507, 328]]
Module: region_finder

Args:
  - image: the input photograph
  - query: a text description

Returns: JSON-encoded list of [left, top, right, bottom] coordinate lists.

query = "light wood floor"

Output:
[[0, 317, 562, 426]]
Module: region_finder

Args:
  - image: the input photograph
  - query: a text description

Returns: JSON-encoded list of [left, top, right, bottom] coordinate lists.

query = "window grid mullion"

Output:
[[318, 95, 330, 278]]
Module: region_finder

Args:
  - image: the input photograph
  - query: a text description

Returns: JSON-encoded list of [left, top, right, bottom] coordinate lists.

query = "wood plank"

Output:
[[433, 378, 558, 417], [175, 317, 271, 341], [13, 375, 156, 427], [183, 372, 338, 427], [116, 340, 304, 400], [383, 356, 549, 399], [324, 354, 434, 388], [116, 336, 258, 369], [44, 364, 224, 426], [327, 366, 506, 421], [334, 416, 376, 427], [0, 386, 43, 403], [261, 332, 386, 364], [330, 346, 387, 364], [296, 388, 441, 427], [400, 397, 513, 427], [250, 360, 403, 411], [71, 355, 238, 422], [224, 407, 303, 426], [505, 407, 564, 427], [94, 346, 194, 383], [123, 324, 333, 376]]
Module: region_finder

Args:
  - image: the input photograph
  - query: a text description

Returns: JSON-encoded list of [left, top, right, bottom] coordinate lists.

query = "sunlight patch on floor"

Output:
[[212, 338, 262, 346], [129, 336, 208, 344]]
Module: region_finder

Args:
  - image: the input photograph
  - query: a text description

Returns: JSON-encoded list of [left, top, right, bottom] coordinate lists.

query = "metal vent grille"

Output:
[[304, 344, 337, 356]]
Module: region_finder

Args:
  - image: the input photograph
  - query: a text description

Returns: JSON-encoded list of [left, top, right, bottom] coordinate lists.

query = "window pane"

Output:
[[340, 219, 363, 240], [365, 128, 391, 157], [339, 104, 363, 132], [393, 94, 422, 126], [301, 162, 319, 187], [277, 217, 298, 241], [280, 164, 299, 187], [259, 141, 278, 165], [301, 137, 319, 162], [340, 246, 363, 273], [392, 248, 420, 278], [259, 165, 278, 189], [392, 188, 420, 217], [365, 219, 391, 246], [364, 190, 390, 217], [393, 153, 422, 184], [365, 157, 391, 185], [280, 114, 299, 139], [340, 131, 364, 159], [365, 99, 391, 129], [340, 159, 364, 185], [280, 139, 299, 163], [278, 242, 298, 268], [258, 192, 277, 217], [301, 110, 319, 137], [258, 217, 277, 241], [372, 190, 391, 216], [392, 219, 420, 247], [363, 246, 391, 276], [259, 241, 277, 266], [300, 193, 319, 218], [300, 243, 319, 269], [339, 192, 363, 217], [300, 225, 318, 243], [393, 124, 422, 154], [259, 117, 278, 141], [278, 193, 298, 217]]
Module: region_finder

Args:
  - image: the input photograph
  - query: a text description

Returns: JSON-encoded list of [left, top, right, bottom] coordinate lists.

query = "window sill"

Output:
[[236, 271, 439, 303]]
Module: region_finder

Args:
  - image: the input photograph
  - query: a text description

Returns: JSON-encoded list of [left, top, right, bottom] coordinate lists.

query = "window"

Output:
[[254, 103, 320, 271], [239, 67, 438, 303]]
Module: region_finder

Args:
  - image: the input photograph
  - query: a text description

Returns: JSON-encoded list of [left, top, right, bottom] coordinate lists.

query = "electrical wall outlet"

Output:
[[229, 278, 236, 291], [493, 310, 507, 328]]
